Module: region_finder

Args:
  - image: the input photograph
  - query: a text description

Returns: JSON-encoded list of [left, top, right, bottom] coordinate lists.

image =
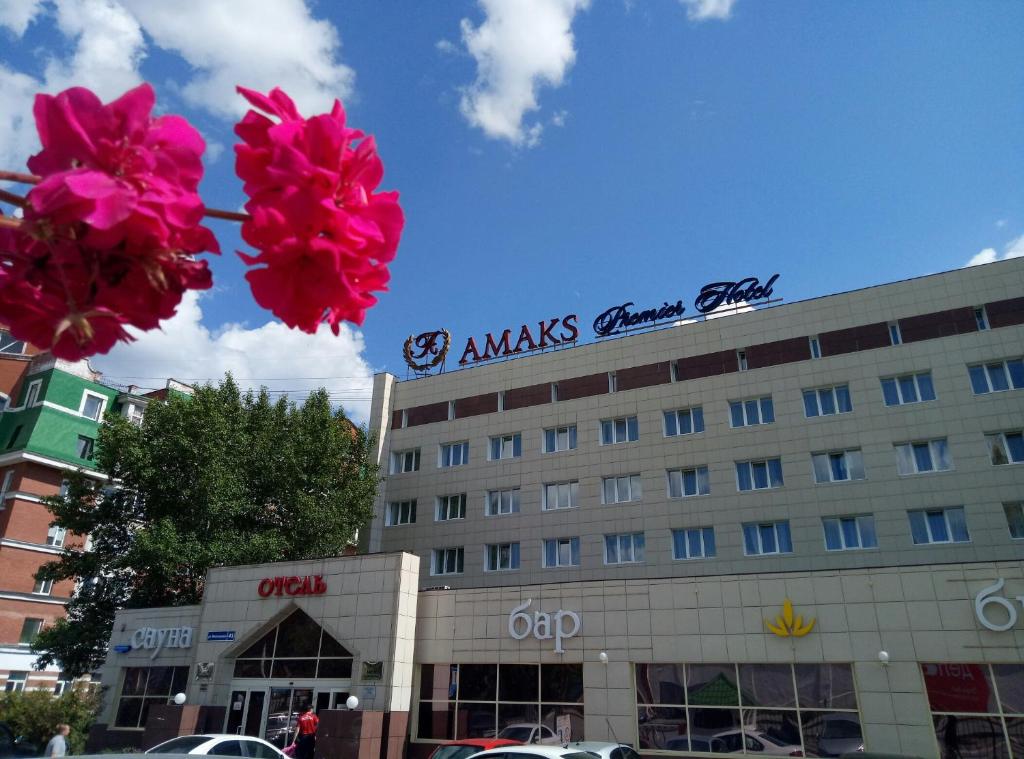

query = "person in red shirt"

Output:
[[292, 704, 319, 759]]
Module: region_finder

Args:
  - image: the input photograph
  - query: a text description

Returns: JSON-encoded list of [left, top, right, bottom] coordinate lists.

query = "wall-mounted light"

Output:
[[878, 651, 890, 666], [173, 693, 186, 705], [346, 695, 359, 710], [598, 652, 608, 664]]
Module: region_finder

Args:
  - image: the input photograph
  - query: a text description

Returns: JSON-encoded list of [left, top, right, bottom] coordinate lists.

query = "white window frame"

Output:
[[666, 466, 710, 498], [0, 330, 26, 355], [974, 306, 989, 331], [489, 433, 521, 460], [729, 396, 774, 427], [742, 521, 793, 556], [671, 527, 716, 560], [663, 407, 704, 437], [0, 392, 8, 414], [601, 474, 642, 504], [435, 494, 466, 522], [809, 335, 821, 359], [737, 350, 748, 371], [908, 507, 970, 545], [880, 372, 935, 406], [600, 416, 638, 445], [46, 525, 67, 547], [888, 321, 902, 345], [542, 481, 578, 510], [486, 488, 521, 516], [385, 499, 416, 526], [811, 449, 866, 483], [608, 372, 617, 393], [484, 542, 520, 572], [390, 448, 420, 474], [604, 532, 645, 564], [969, 358, 1024, 394], [802, 384, 853, 417], [438, 441, 469, 468], [76, 435, 95, 460], [542, 537, 580, 568], [986, 431, 1024, 466], [822, 515, 878, 551], [431, 547, 464, 576], [79, 390, 106, 421], [33, 578, 54, 596], [894, 439, 953, 475], [4, 672, 26, 692], [447, 401, 455, 421], [735, 458, 784, 492], [543, 425, 577, 453], [0, 470, 12, 501], [25, 380, 42, 408]]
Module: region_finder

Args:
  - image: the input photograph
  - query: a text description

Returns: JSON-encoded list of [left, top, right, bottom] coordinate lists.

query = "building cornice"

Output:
[[0, 538, 71, 556], [0, 450, 107, 479], [0, 590, 69, 606]]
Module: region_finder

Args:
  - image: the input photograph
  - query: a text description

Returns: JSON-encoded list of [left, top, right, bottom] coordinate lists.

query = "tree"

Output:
[[33, 376, 379, 676], [0, 687, 101, 755]]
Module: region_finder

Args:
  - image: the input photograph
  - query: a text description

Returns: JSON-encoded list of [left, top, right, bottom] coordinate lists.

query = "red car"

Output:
[[428, 738, 522, 759]]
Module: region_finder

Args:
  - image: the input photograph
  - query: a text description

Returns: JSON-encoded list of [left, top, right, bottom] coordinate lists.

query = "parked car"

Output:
[[429, 738, 522, 759], [496, 724, 561, 745], [0, 724, 36, 759], [466, 747, 597, 759], [146, 734, 286, 758], [817, 715, 864, 756], [564, 741, 641, 759], [709, 728, 804, 755]]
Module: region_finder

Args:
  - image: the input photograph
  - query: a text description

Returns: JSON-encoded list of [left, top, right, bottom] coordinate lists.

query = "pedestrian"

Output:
[[292, 704, 319, 759], [45, 724, 70, 758]]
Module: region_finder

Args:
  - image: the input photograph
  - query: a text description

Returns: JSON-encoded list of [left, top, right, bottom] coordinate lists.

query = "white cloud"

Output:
[[0, 0, 46, 35], [966, 234, 1024, 267], [458, 0, 590, 147], [436, 38, 458, 55], [91, 292, 376, 425], [122, 0, 354, 118], [550, 109, 567, 127], [679, 0, 736, 21]]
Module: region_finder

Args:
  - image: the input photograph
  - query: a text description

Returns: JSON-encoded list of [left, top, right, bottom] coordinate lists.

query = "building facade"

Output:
[[91, 260, 1024, 758]]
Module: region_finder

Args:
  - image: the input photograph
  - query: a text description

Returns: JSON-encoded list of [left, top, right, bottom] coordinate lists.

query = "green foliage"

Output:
[[0, 686, 102, 754], [33, 376, 379, 676]]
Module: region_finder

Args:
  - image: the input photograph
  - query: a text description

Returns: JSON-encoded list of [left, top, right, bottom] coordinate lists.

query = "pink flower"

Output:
[[0, 84, 217, 360], [234, 86, 403, 332]]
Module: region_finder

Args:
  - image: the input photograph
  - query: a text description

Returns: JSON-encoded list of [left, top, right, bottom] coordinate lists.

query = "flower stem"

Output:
[[0, 188, 27, 207], [0, 170, 41, 184]]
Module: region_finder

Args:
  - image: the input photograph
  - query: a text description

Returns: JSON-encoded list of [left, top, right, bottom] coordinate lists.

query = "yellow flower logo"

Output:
[[766, 599, 816, 638]]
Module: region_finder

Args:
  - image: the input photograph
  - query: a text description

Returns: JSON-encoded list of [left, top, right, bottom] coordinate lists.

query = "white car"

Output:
[[146, 734, 286, 759], [467, 746, 597, 759], [496, 724, 562, 745], [563, 742, 641, 759], [708, 728, 804, 755]]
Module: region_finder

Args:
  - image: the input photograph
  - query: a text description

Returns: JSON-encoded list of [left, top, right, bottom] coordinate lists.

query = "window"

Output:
[[895, 439, 952, 474], [25, 380, 41, 407], [0, 470, 12, 501], [551, 383, 559, 402], [124, 403, 145, 425], [809, 336, 821, 358], [4, 672, 26, 693], [671, 527, 716, 560], [543, 425, 577, 453], [436, 494, 466, 522], [986, 431, 1024, 465], [542, 481, 578, 510], [439, 441, 469, 468], [431, 547, 464, 575], [969, 358, 1024, 394], [390, 448, 420, 474], [33, 578, 54, 596], [909, 507, 969, 545], [823, 515, 878, 551], [543, 537, 580, 567], [635, 662, 862, 755], [602, 474, 642, 504], [736, 458, 784, 491], [811, 449, 865, 483], [667, 466, 710, 498], [485, 542, 520, 571], [385, 500, 416, 526], [888, 321, 902, 345], [486, 488, 520, 516], [53, 672, 72, 696], [498, 391, 506, 412], [737, 350, 748, 371], [113, 666, 193, 727], [447, 401, 455, 421], [46, 524, 66, 549], [803, 384, 853, 417], [0, 330, 26, 355], [663, 407, 704, 437], [922, 662, 1024, 759], [76, 435, 95, 460], [1002, 503, 1023, 539], [729, 396, 774, 427], [742, 521, 793, 555], [880, 372, 935, 406], [974, 306, 989, 331], [80, 391, 105, 420], [608, 372, 617, 393], [19, 618, 42, 645], [604, 532, 645, 564], [489, 433, 522, 460], [601, 416, 638, 445]]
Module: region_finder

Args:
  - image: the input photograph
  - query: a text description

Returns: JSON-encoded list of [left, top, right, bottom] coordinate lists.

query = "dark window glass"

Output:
[[209, 739, 245, 756], [635, 664, 685, 705], [318, 631, 352, 658], [170, 667, 189, 694], [121, 668, 148, 696], [1006, 718, 1024, 758], [497, 703, 539, 736], [801, 711, 863, 757], [233, 660, 272, 678], [149, 736, 212, 753], [275, 611, 322, 657], [146, 667, 174, 695], [417, 701, 455, 740], [500, 664, 538, 702], [114, 697, 143, 728], [243, 740, 282, 759], [139, 698, 165, 729], [743, 708, 802, 751], [738, 664, 796, 707], [317, 659, 353, 678], [686, 664, 739, 706], [688, 708, 741, 744], [459, 664, 497, 701], [992, 664, 1024, 714], [420, 664, 459, 701], [795, 664, 857, 709], [541, 704, 584, 744], [636, 706, 686, 750], [455, 702, 496, 738], [239, 629, 277, 659], [541, 664, 583, 702], [932, 714, 1009, 759], [271, 659, 317, 678]]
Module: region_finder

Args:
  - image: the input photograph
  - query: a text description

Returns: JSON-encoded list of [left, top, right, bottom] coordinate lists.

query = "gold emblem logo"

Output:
[[403, 329, 451, 372], [766, 599, 815, 638]]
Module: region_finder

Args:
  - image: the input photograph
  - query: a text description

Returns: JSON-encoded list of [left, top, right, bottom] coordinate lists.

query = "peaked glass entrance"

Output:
[[232, 608, 353, 679]]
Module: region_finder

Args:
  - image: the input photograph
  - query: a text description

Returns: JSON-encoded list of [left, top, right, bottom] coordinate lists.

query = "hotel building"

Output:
[[93, 260, 1024, 758]]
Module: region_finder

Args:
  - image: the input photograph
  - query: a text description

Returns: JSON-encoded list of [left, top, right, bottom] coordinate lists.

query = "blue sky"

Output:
[[1, 0, 1021, 422]]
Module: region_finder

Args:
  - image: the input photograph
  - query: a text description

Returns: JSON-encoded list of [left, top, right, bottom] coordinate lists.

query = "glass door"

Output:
[[264, 687, 314, 748], [225, 690, 268, 737]]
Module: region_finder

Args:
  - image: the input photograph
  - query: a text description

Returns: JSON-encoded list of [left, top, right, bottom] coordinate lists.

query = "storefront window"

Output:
[[636, 662, 863, 756], [923, 662, 1024, 757], [416, 663, 584, 743], [232, 609, 353, 680], [114, 666, 189, 728]]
